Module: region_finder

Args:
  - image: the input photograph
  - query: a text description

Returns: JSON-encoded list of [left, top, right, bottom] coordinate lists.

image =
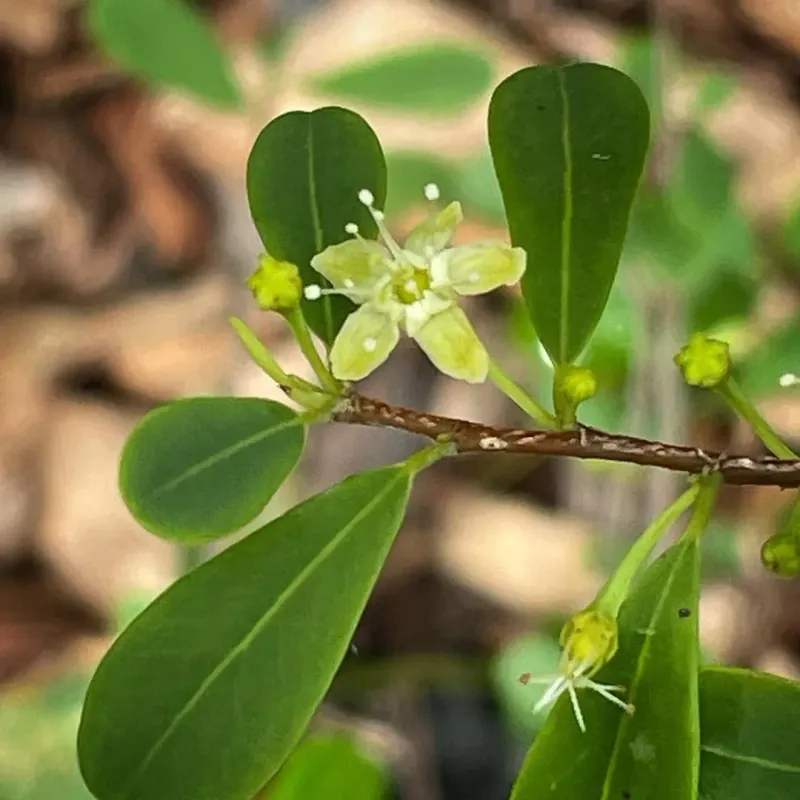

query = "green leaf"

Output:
[[670, 130, 735, 236], [694, 73, 736, 117], [510, 537, 700, 800], [247, 107, 387, 344], [384, 151, 460, 217], [78, 466, 412, 800], [699, 667, 800, 799], [119, 397, 305, 542], [489, 63, 650, 365], [270, 735, 388, 800], [87, 0, 241, 108], [738, 313, 800, 398], [310, 44, 494, 115], [455, 151, 507, 224]]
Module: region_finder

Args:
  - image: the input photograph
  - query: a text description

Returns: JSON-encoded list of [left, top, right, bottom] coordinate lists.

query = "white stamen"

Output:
[[779, 373, 800, 388], [424, 182, 440, 201], [568, 684, 586, 732], [373, 209, 385, 221], [304, 284, 322, 300], [343, 278, 355, 289], [363, 337, 377, 352], [358, 189, 375, 207], [345, 222, 359, 235], [404, 279, 417, 293]]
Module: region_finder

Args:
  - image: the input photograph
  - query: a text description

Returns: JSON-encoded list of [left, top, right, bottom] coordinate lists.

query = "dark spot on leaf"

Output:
[[678, 607, 691, 618], [622, 792, 631, 799], [537, 104, 546, 111]]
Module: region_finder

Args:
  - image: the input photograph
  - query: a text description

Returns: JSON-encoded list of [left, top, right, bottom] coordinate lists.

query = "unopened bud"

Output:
[[761, 533, 800, 578], [674, 333, 731, 388], [247, 254, 303, 313], [560, 366, 598, 405]]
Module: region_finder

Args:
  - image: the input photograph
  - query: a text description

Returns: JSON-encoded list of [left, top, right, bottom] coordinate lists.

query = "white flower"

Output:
[[522, 608, 634, 733], [305, 185, 526, 383]]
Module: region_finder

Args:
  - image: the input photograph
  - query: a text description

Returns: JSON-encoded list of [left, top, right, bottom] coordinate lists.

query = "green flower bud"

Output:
[[558, 607, 619, 678], [761, 532, 800, 578], [247, 254, 303, 313], [560, 366, 598, 405], [674, 333, 731, 388]]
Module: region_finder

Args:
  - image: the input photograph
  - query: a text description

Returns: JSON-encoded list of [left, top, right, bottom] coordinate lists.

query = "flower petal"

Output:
[[430, 242, 526, 295], [404, 201, 464, 257], [412, 306, 488, 383], [310, 238, 392, 298], [329, 303, 399, 381]]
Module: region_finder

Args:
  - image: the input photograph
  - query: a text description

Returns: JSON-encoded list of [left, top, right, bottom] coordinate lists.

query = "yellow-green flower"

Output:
[[304, 184, 526, 383], [247, 254, 303, 312], [524, 608, 633, 732], [674, 333, 731, 388]]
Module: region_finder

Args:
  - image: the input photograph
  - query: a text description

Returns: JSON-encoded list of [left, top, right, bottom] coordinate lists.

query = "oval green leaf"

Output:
[[310, 44, 494, 115], [87, 0, 241, 108], [510, 537, 700, 800], [489, 63, 650, 365], [247, 107, 387, 344], [78, 466, 412, 800], [270, 734, 388, 800], [699, 667, 800, 799], [120, 397, 305, 541]]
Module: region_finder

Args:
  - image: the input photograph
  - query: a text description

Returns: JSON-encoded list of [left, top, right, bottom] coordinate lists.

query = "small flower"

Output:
[[559, 366, 598, 405], [247, 254, 303, 312], [305, 185, 526, 383], [779, 373, 800, 389], [522, 608, 633, 733], [674, 333, 731, 388]]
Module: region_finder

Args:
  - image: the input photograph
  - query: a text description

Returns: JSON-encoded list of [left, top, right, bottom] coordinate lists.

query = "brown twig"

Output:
[[334, 393, 800, 488]]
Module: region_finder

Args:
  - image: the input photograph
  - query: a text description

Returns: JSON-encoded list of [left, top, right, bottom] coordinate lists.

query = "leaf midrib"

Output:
[[557, 68, 573, 364], [145, 416, 302, 501], [120, 469, 408, 798]]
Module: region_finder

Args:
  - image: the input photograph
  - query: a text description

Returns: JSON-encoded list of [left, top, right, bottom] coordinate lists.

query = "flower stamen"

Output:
[[424, 182, 440, 202]]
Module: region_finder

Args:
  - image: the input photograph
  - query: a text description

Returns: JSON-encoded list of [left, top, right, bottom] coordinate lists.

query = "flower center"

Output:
[[392, 265, 431, 304]]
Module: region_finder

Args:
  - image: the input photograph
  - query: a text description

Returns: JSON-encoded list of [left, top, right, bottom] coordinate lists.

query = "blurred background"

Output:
[[2, 0, 800, 797]]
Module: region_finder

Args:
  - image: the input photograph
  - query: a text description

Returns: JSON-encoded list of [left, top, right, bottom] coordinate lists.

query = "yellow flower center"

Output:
[[392, 266, 431, 304]]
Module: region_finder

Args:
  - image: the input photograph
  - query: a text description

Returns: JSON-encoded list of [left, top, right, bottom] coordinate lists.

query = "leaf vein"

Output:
[[557, 68, 573, 364], [120, 470, 407, 797], [701, 744, 800, 775]]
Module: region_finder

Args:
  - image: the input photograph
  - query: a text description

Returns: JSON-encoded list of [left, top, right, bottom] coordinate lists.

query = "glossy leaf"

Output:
[[78, 466, 412, 800], [120, 397, 305, 541], [510, 537, 700, 800], [738, 313, 800, 397], [700, 667, 800, 799], [489, 63, 650, 364], [270, 735, 388, 800], [247, 107, 387, 343], [310, 44, 494, 114], [87, 0, 241, 108]]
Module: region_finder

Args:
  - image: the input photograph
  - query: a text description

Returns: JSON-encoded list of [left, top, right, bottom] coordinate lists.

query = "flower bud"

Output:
[[674, 333, 731, 388], [761, 532, 800, 578], [559, 607, 619, 678], [560, 366, 598, 405], [247, 254, 303, 313]]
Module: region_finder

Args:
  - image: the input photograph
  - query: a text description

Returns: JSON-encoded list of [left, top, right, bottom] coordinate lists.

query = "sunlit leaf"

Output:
[[310, 44, 494, 114], [87, 0, 241, 107]]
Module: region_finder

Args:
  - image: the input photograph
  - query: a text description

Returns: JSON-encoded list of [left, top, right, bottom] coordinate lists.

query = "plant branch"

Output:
[[333, 393, 800, 488]]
